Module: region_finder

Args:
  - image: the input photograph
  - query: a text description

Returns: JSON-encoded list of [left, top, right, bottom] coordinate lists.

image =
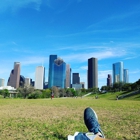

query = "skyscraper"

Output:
[[112, 62, 124, 84], [107, 74, 112, 86], [66, 64, 71, 88], [48, 55, 57, 88], [80, 82, 85, 88], [52, 57, 66, 88], [88, 57, 98, 88], [72, 73, 80, 84], [7, 62, 20, 89], [35, 66, 45, 89], [0, 78, 5, 87], [124, 69, 129, 83], [25, 78, 31, 86]]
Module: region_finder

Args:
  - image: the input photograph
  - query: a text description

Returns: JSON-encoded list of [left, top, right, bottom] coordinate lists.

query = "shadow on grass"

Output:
[[134, 95, 140, 99], [52, 132, 67, 140]]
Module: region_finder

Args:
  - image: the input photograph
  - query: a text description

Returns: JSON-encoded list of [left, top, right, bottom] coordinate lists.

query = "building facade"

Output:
[[112, 62, 124, 84], [7, 62, 20, 89], [0, 78, 5, 87], [52, 58, 66, 88], [107, 74, 112, 86], [80, 82, 85, 88], [25, 78, 31, 86], [72, 84, 82, 90], [48, 55, 57, 88], [88, 57, 98, 88], [72, 73, 80, 84], [35, 66, 45, 89], [65, 64, 71, 88], [124, 69, 129, 83]]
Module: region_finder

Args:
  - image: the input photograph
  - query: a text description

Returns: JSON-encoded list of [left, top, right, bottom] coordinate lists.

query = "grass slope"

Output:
[[88, 91, 140, 101], [0, 98, 139, 140]]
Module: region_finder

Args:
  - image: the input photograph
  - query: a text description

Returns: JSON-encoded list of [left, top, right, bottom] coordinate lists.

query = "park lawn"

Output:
[[0, 98, 139, 140]]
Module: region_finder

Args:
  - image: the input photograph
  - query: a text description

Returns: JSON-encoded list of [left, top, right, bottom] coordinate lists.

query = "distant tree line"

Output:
[[100, 79, 140, 93], [0, 79, 139, 99], [0, 85, 88, 99]]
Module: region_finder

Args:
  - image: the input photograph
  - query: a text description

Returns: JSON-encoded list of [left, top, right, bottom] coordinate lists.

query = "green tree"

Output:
[[51, 86, 59, 97], [1, 89, 10, 98], [17, 86, 34, 98], [65, 88, 72, 97], [41, 89, 51, 98], [28, 90, 42, 99], [59, 88, 66, 97]]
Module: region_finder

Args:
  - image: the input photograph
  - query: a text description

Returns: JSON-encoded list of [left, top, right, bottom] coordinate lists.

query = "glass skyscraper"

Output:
[[124, 69, 129, 83], [48, 55, 57, 88], [48, 55, 66, 88], [112, 62, 124, 84], [52, 58, 66, 88]]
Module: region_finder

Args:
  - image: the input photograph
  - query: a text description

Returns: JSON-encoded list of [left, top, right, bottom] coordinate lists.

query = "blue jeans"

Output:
[[75, 133, 90, 140]]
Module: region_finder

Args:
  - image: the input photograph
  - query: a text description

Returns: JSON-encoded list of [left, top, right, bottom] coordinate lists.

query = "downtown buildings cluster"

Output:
[[0, 55, 129, 90]]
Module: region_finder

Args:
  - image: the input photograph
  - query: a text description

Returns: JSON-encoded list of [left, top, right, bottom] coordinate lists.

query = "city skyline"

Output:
[[0, 0, 140, 88]]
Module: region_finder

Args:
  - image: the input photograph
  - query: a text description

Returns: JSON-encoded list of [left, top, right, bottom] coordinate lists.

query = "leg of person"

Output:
[[75, 133, 90, 140], [84, 107, 105, 138]]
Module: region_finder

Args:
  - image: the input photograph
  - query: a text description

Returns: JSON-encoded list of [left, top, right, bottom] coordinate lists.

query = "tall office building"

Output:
[[19, 75, 25, 87], [107, 74, 112, 86], [48, 55, 57, 88], [88, 57, 98, 88], [7, 62, 20, 89], [35, 66, 45, 89], [25, 78, 30, 86], [66, 64, 71, 88], [52, 57, 66, 88], [0, 78, 5, 87], [112, 62, 124, 84], [124, 69, 129, 83], [72, 73, 80, 84], [80, 82, 85, 88]]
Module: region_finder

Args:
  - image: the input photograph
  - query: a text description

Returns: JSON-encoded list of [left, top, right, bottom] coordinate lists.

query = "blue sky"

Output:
[[0, 0, 140, 88]]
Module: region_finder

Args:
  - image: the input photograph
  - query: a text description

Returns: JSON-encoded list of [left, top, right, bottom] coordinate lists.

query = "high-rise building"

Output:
[[48, 55, 57, 88], [66, 64, 71, 88], [52, 57, 66, 88], [112, 62, 124, 84], [0, 78, 5, 87], [80, 82, 85, 88], [25, 78, 30, 86], [19, 75, 25, 87], [88, 57, 98, 88], [7, 62, 20, 89], [72, 73, 80, 84], [124, 69, 129, 83], [35, 66, 45, 89], [107, 74, 112, 86]]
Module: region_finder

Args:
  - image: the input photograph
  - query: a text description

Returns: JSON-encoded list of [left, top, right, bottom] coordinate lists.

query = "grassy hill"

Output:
[[87, 90, 140, 101]]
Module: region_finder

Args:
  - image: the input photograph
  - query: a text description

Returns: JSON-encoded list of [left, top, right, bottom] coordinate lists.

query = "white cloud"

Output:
[[130, 69, 140, 74], [124, 56, 139, 60], [21, 56, 49, 66], [0, 0, 42, 12], [62, 49, 126, 63], [98, 70, 112, 79], [80, 66, 88, 70]]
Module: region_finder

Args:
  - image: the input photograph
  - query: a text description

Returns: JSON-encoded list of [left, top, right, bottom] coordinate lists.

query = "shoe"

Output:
[[84, 107, 105, 138]]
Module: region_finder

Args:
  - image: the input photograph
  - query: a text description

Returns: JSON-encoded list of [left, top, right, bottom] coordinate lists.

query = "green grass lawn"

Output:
[[0, 98, 139, 140]]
